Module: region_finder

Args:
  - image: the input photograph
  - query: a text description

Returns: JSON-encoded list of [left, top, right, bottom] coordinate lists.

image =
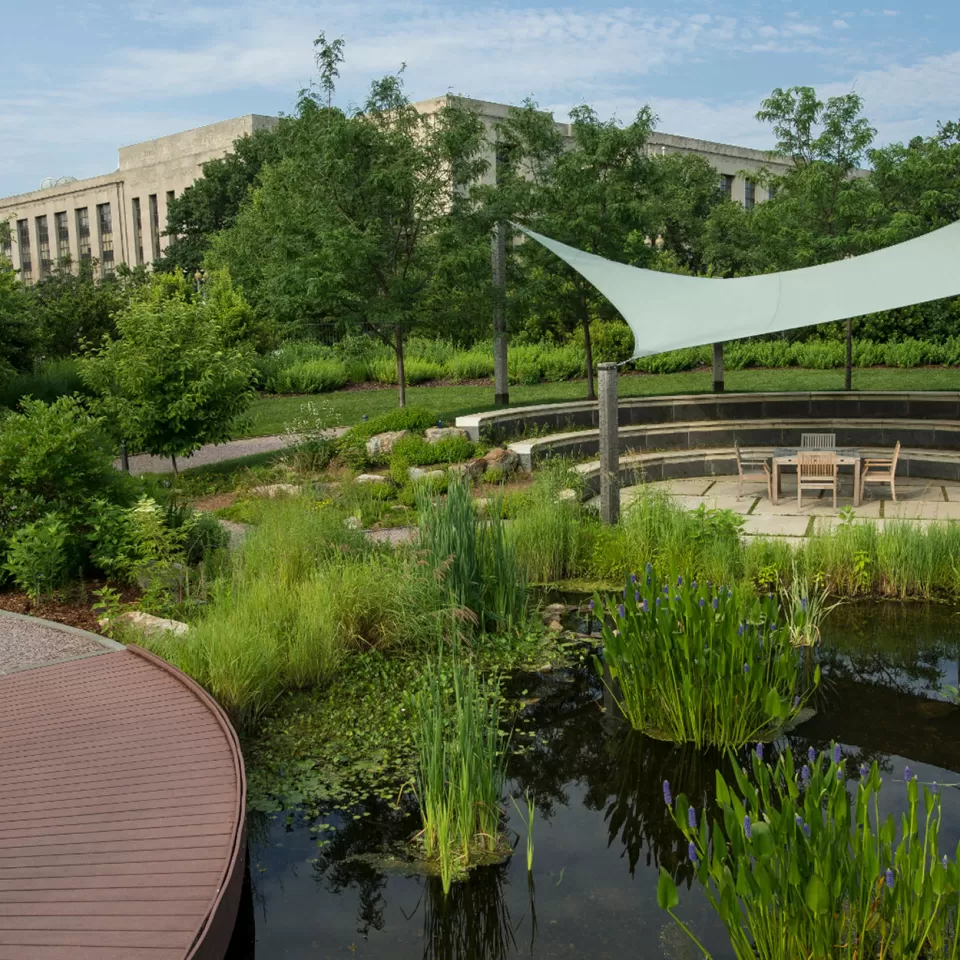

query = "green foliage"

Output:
[[274, 357, 349, 393], [4, 512, 71, 600], [337, 406, 436, 468], [389, 433, 475, 472], [0, 254, 36, 372], [80, 277, 256, 463], [597, 571, 816, 748], [0, 359, 87, 410], [662, 745, 960, 959], [409, 653, 507, 893]]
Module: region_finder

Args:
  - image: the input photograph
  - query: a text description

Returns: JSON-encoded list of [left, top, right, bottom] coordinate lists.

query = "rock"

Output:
[[365, 430, 407, 457], [558, 488, 579, 502], [355, 473, 390, 485], [116, 611, 189, 638], [548, 619, 564, 632], [343, 516, 363, 530], [448, 458, 487, 480], [425, 426, 470, 444], [483, 448, 520, 475], [219, 520, 250, 550], [542, 603, 568, 623], [409, 467, 446, 482], [250, 483, 301, 498]]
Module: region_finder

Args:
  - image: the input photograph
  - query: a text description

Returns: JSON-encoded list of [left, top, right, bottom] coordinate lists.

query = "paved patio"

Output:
[[618, 475, 960, 539]]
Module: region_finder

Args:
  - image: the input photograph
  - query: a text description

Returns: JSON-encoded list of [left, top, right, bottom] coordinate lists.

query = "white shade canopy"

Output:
[[518, 221, 960, 359]]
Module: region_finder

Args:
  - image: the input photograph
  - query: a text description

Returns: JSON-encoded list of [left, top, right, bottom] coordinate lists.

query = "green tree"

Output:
[[0, 247, 35, 373], [80, 278, 256, 472], [211, 59, 487, 406]]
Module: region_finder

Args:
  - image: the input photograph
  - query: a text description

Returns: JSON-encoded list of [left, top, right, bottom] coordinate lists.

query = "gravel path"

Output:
[[0, 611, 119, 675], [121, 435, 294, 476]]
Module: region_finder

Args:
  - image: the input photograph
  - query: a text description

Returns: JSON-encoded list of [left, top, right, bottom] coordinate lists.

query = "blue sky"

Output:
[[3, 0, 959, 197]]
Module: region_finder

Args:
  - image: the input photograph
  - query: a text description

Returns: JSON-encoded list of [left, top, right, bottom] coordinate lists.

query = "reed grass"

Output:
[[410, 654, 507, 894], [598, 569, 817, 749]]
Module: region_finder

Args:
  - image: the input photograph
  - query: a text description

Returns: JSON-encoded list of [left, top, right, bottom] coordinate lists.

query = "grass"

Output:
[[244, 367, 960, 437]]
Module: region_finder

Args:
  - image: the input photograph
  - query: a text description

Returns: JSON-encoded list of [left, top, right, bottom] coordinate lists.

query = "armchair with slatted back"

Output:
[[797, 451, 839, 508], [801, 433, 836, 450], [860, 441, 901, 502], [734, 442, 771, 500]]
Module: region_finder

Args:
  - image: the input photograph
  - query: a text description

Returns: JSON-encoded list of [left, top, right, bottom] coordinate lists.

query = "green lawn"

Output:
[[244, 367, 960, 437]]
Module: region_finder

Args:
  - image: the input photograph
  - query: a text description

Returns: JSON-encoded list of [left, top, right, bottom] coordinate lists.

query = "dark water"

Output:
[[228, 603, 960, 959]]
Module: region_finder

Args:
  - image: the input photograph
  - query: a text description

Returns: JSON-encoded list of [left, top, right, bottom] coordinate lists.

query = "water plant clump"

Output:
[[660, 744, 960, 959], [597, 570, 818, 749], [409, 653, 510, 894]]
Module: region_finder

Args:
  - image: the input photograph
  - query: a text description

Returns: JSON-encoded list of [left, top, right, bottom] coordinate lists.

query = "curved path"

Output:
[[0, 613, 245, 960]]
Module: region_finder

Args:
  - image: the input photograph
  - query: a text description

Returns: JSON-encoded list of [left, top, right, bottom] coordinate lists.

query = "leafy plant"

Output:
[[4, 512, 71, 601]]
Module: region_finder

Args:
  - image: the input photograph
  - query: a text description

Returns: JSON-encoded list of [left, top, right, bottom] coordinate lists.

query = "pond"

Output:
[[227, 603, 960, 959]]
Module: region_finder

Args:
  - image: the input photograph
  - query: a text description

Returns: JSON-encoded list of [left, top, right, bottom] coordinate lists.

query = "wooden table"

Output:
[[771, 447, 862, 507]]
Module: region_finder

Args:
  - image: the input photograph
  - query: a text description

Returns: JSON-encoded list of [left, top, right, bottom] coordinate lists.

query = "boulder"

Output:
[[425, 426, 470, 444], [115, 611, 189, 638], [365, 430, 407, 457], [483, 447, 520, 475], [250, 483, 301, 498], [409, 467, 446, 482], [343, 516, 363, 530], [355, 473, 390, 485], [541, 603, 568, 623], [448, 458, 487, 480]]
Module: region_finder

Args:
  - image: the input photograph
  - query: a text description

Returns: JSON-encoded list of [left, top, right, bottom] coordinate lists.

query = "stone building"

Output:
[[0, 99, 788, 281]]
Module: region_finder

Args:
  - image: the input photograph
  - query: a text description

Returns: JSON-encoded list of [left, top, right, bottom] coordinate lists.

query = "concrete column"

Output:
[[492, 221, 509, 405], [712, 342, 724, 393], [598, 362, 620, 525]]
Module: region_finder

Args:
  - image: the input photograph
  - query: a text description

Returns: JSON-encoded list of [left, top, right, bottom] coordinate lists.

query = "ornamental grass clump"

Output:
[[659, 745, 960, 959], [597, 569, 816, 749], [410, 654, 507, 894]]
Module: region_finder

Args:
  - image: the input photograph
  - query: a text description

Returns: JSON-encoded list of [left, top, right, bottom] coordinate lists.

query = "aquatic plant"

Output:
[[660, 744, 960, 959], [597, 570, 817, 748], [410, 654, 508, 894], [781, 566, 841, 647], [511, 790, 536, 873]]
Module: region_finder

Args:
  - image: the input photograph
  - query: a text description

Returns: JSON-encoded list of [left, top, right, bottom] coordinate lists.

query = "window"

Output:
[[744, 178, 756, 210], [720, 174, 734, 199], [768, 184, 777, 201], [35, 215, 52, 277], [0, 222, 11, 263], [54, 211, 70, 264], [76, 207, 91, 260], [16, 219, 31, 277], [166, 189, 175, 205], [149, 194, 161, 260], [132, 197, 143, 265], [97, 202, 114, 276]]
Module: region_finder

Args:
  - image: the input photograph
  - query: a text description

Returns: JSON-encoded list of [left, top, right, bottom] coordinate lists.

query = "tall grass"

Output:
[[662, 745, 960, 959], [0, 359, 87, 409], [598, 571, 817, 748], [410, 653, 506, 894]]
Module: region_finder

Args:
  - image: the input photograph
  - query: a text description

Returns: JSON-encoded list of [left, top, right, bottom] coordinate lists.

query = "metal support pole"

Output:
[[598, 362, 620, 526], [712, 342, 724, 394]]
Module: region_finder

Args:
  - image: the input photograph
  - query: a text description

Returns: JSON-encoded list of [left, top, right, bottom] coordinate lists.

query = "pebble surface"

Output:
[[0, 614, 111, 675]]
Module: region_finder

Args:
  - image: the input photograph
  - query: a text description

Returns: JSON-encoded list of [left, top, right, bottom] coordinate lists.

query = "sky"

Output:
[[2, 0, 960, 197]]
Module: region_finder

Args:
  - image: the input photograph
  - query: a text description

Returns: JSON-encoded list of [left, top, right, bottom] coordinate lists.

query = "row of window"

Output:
[[10, 189, 175, 280], [720, 174, 774, 210]]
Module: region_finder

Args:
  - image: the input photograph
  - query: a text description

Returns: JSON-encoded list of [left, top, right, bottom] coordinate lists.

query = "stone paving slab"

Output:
[[886, 501, 945, 520], [741, 515, 812, 538]]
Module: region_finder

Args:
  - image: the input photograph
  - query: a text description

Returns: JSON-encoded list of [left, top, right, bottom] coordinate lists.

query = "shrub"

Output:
[[275, 358, 348, 394], [447, 348, 495, 381], [0, 359, 87, 410], [338, 406, 436, 469], [4, 512, 72, 600], [368, 357, 445, 385], [390, 434, 475, 468]]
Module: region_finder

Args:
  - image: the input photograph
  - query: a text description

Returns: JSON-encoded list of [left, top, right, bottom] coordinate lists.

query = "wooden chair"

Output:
[[801, 433, 836, 450], [860, 441, 901, 502], [734, 442, 771, 499], [797, 451, 838, 508]]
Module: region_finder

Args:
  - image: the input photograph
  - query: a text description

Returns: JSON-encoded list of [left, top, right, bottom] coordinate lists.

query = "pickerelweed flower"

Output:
[[801, 765, 811, 785], [677, 575, 683, 586], [699, 598, 706, 608], [692, 581, 698, 590], [743, 815, 752, 839], [712, 597, 719, 611], [656, 597, 661, 607], [795, 814, 803, 827], [630, 573, 637, 583], [833, 744, 842, 764], [944, 855, 950, 869], [618, 604, 625, 618], [904, 766, 913, 781], [801, 597, 808, 612], [663, 780, 672, 806], [802, 822, 811, 838], [663, 585, 669, 594], [756, 743, 764, 761], [836, 768, 844, 782], [588, 599, 595, 611], [860, 764, 869, 779], [793, 695, 801, 708], [808, 747, 817, 763], [635, 591, 640, 603], [646, 562, 652, 575], [688, 841, 698, 865], [737, 624, 745, 636], [743, 662, 750, 673], [688, 806, 697, 829], [640, 599, 648, 613], [932, 781, 939, 794], [885, 869, 895, 890]]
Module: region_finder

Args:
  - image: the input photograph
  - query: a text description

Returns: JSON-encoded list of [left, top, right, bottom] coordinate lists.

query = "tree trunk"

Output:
[[395, 325, 406, 408], [581, 297, 596, 401], [492, 222, 509, 405], [712, 342, 724, 394], [845, 318, 853, 391], [171, 454, 178, 476]]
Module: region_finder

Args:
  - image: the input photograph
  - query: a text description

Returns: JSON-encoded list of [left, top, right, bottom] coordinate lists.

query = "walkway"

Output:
[[121, 434, 293, 476], [0, 612, 245, 960]]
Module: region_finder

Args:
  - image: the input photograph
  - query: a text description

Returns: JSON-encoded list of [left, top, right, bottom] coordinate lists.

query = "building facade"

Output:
[[0, 115, 278, 282], [0, 100, 788, 282]]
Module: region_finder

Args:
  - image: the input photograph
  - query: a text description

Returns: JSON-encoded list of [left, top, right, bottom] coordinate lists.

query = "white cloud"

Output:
[[832, 19, 850, 29]]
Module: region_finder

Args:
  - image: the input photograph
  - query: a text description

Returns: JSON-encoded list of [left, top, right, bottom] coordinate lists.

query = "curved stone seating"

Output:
[[508, 418, 960, 471], [456, 391, 960, 443], [572, 447, 960, 497]]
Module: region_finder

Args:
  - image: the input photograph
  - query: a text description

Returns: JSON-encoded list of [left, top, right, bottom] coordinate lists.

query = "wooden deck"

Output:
[[0, 643, 246, 960]]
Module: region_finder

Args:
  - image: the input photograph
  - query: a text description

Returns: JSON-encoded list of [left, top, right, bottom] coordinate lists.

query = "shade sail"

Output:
[[517, 222, 960, 359]]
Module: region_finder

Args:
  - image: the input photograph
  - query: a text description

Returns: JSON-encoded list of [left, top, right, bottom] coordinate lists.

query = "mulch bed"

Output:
[[0, 582, 140, 636]]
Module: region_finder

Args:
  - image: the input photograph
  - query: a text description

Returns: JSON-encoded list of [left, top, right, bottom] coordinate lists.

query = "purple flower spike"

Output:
[[860, 764, 869, 779], [743, 815, 752, 839], [618, 603, 625, 618], [793, 695, 801, 708], [833, 744, 842, 764], [646, 562, 652, 575], [904, 766, 913, 781], [808, 746, 817, 763], [885, 869, 895, 890], [712, 597, 719, 611], [795, 814, 803, 827], [663, 584, 669, 594], [640, 599, 648, 613], [635, 591, 641, 603], [743, 662, 750, 673], [656, 597, 661, 608], [801, 597, 808, 612], [836, 768, 844, 782], [630, 573, 637, 584], [932, 781, 939, 794], [699, 598, 706, 608], [944, 855, 950, 869], [802, 822, 811, 838], [688, 806, 697, 829], [801, 765, 810, 785], [692, 581, 698, 590], [756, 743, 764, 761], [688, 841, 698, 865], [677, 575, 683, 587], [663, 780, 672, 806]]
